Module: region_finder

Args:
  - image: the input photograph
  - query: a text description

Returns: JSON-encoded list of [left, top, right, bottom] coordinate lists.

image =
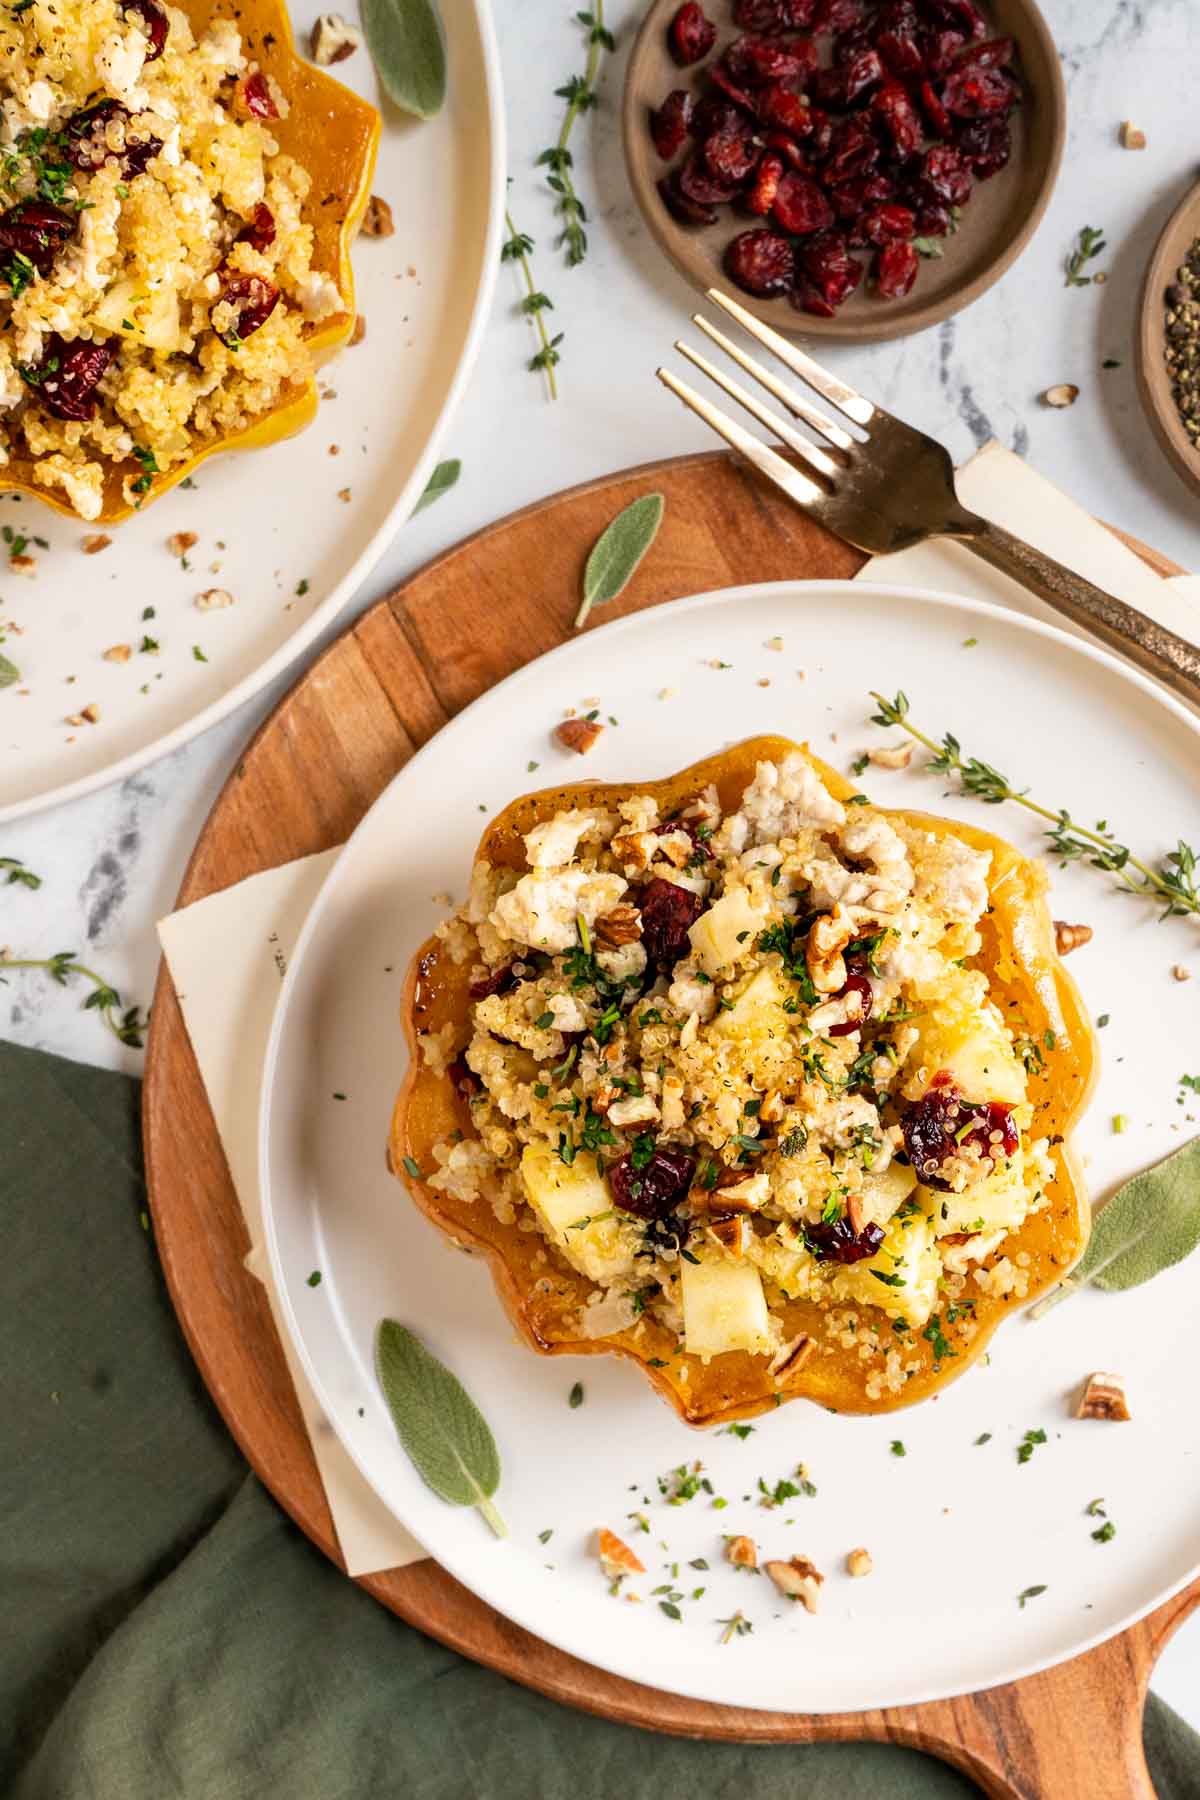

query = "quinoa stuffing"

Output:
[[0, 0, 351, 517], [419, 748, 1055, 1379]]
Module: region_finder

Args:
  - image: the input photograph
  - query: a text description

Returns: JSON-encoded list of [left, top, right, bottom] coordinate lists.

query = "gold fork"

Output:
[[658, 288, 1200, 709]]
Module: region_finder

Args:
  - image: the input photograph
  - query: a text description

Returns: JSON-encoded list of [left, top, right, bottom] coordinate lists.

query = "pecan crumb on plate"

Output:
[[102, 644, 132, 663], [362, 194, 395, 238], [1076, 1371, 1130, 1421], [764, 1556, 824, 1612], [725, 1534, 758, 1570], [81, 533, 112, 555], [196, 588, 235, 610], [846, 1547, 874, 1578], [1054, 921, 1093, 956], [555, 717, 604, 755], [309, 11, 361, 64], [869, 742, 913, 770]]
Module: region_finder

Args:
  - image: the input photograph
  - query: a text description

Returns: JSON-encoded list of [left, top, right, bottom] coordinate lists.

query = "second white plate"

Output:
[[260, 581, 1200, 1714]]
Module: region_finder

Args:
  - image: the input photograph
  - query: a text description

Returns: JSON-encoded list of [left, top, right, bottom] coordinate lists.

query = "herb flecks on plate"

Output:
[[375, 1320, 506, 1536]]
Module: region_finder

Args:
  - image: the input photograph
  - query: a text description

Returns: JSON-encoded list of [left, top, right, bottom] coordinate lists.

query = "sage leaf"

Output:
[[575, 493, 664, 630], [0, 652, 18, 689], [375, 1320, 506, 1536], [1033, 1136, 1200, 1316], [360, 0, 446, 119], [413, 457, 461, 514]]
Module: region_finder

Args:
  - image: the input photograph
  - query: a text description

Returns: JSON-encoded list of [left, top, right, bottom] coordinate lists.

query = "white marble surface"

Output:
[[3, 0, 1199, 1741]]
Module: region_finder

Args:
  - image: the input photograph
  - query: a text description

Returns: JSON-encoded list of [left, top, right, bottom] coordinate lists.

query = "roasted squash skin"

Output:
[[391, 737, 1098, 1427], [2, 0, 379, 523]]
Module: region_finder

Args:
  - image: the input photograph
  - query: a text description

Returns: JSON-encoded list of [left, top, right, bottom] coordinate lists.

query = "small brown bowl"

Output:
[[622, 0, 1066, 343], [1137, 178, 1200, 499]]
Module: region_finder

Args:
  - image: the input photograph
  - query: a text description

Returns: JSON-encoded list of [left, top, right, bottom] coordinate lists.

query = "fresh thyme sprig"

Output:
[[539, 4, 614, 268], [501, 209, 561, 399], [868, 691, 1199, 921], [0, 949, 149, 1046], [0, 855, 41, 889], [1065, 224, 1106, 288]]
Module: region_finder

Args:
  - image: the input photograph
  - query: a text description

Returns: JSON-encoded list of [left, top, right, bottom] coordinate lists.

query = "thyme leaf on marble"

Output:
[[502, 211, 561, 398], [0, 855, 41, 889], [0, 949, 149, 1046], [539, 4, 614, 267], [375, 1320, 506, 1536], [1065, 224, 1106, 287], [1032, 1136, 1200, 1315], [575, 493, 665, 629], [868, 692, 1200, 921]]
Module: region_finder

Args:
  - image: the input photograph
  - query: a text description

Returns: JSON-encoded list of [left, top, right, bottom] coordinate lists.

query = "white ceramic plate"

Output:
[[260, 582, 1200, 1714], [0, 0, 504, 823]]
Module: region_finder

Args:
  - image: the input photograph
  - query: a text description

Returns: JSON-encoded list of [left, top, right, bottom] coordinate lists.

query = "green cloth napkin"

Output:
[[3, 1039, 1197, 1800]]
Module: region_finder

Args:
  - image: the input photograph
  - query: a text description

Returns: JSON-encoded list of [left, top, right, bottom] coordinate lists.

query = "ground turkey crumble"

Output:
[[420, 750, 1054, 1385]]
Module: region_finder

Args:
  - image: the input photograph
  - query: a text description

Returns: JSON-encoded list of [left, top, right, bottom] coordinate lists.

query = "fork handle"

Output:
[[959, 514, 1200, 709]]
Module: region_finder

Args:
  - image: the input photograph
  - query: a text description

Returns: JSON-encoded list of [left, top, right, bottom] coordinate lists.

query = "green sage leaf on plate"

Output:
[[360, 0, 446, 119], [375, 1320, 506, 1536], [413, 457, 461, 514], [0, 651, 19, 689], [1033, 1135, 1200, 1316], [574, 492, 665, 630]]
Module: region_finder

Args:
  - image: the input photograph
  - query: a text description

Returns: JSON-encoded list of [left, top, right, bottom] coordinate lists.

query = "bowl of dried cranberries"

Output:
[[623, 0, 1065, 341]]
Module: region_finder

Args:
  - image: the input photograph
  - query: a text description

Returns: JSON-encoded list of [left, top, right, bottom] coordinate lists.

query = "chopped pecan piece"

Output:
[[167, 531, 198, 558], [707, 1212, 750, 1256], [807, 906, 854, 995], [350, 313, 366, 346], [1075, 1371, 1130, 1421], [196, 588, 235, 611], [1119, 121, 1146, 149], [595, 1528, 645, 1579], [768, 1334, 815, 1385], [758, 1089, 784, 1124], [362, 194, 395, 238], [1054, 921, 1093, 956], [102, 643, 131, 663], [868, 742, 913, 770], [846, 1192, 865, 1236], [611, 829, 655, 868], [310, 10, 361, 63], [764, 1555, 824, 1611], [82, 533, 112, 555], [555, 717, 604, 756], [846, 1547, 873, 1578], [725, 1534, 758, 1570], [596, 904, 642, 946]]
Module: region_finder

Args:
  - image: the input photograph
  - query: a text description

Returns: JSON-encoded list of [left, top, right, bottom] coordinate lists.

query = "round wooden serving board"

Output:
[[144, 449, 1199, 1799]]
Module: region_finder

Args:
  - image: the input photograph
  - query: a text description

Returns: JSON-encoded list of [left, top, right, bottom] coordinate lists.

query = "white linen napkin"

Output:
[[157, 855, 426, 1576], [157, 440, 1196, 1580]]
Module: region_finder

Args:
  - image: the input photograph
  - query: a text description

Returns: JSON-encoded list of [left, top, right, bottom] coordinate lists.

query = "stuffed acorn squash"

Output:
[[0, 0, 378, 521], [391, 737, 1098, 1426]]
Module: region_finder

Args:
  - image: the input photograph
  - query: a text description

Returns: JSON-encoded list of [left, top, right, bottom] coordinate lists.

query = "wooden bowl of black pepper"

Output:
[[1138, 179, 1200, 499]]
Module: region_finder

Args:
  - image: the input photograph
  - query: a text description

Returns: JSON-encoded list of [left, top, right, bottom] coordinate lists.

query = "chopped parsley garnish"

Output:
[[1092, 1520, 1116, 1543], [568, 1381, 584, 1409], [719, 1423, 755, 1440], [306, 1270, 322, 1288], [923, 1315, 955, 1362], [1017, 1584, 1048, 1608], [1016, 1427, 1047, 1465], [890, 1439, 906, 1457]]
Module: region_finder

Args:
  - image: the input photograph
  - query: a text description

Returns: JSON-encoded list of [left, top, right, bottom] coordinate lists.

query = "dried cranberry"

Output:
[[725, 225, 795, 295], [779, 0, 818, 20], [927, 0, 987, 41], [806, 1215, 885, 1263], [123, 132, 163, 177], [734, 0, 787, 28], [669, 0, 717, 65], [875, 237, 919, 298], [910, 195, 954, 237], [821, 115, 880, 184], [610, 1145, 696, 1221], [122, 0, 167, 58], [65, 99, 122, 170], [219, 272, 280, 339], [24, 335, 115, 423], [805, 107, 834, 157], [921, 143, 972, 206], [830, 173, 893, 227], [651, 88, 695, 160], [793, 228, 863, 315], [919, 78, 954, 139], [956, 114, 1012, 179], [678, 154, 740, 206], [692, 94, 749, 138], [922, 27, 967, 74], [812, 0, 864, 29], [941, 60, 1014, 118], [468, 963, 516, 1000], [764, 128, 810, 169], [0, 201, 74, 279], [901, 1082, 1019, 1189], [811, 46, 884, 109], [745, 149, 785, 214], [875, 1, 925, 76], [638, 877, 705, 966], [708, 61, 761, 115], [873, 79, 923, 156], [759, 82, 814, 138], [959, 35, 1015, 69], [704, 124, 760, 185], [724, 33, 817, 87], [658, 172, 717, 227], [772, 169, 833, 234], [860, 200, 914, 244], [238, 203, 276, 253], [240, 70, 279, 119], [829, 971, 873, 1036]]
